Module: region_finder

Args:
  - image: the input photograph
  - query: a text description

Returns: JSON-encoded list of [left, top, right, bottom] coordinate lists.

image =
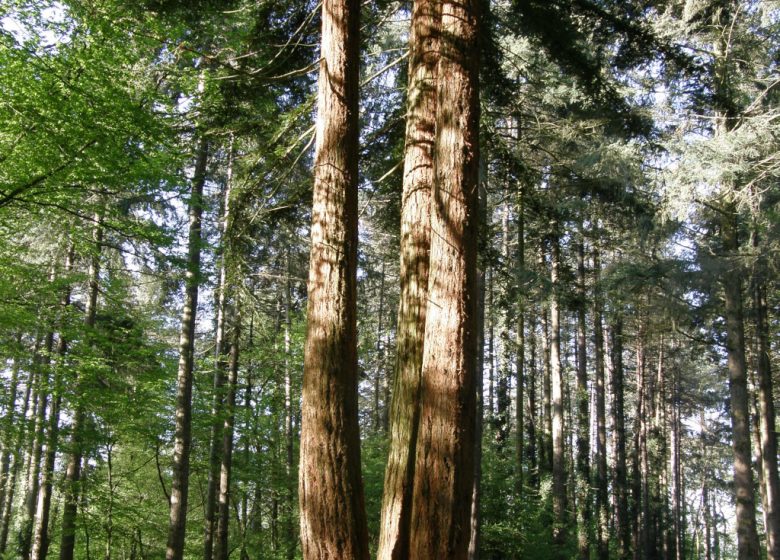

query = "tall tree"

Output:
[[297, 0, 369, 555], [408, 0, 480, 553], [377, 0, 437, 556], [166, 136, 209, 560]]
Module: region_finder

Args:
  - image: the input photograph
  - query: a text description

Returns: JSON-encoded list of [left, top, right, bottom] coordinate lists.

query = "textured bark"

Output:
[[610, 316, 630, 558], [297, 0, 368, 555], [540, 248, 552, 475], [408, 0, 480, 553], [549, 232, 567, 552], [165, 137, 208, 560], [720, 210, 760, 560], [575, 236, 591, 560], [592, 247, 608, 560], [377, 0, 437, 555], [753, 232, 780, 560], [60, 218, 102, 560]]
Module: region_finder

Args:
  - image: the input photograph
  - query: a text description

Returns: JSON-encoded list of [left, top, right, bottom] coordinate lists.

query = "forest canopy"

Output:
[[0, 0, 778, 559]]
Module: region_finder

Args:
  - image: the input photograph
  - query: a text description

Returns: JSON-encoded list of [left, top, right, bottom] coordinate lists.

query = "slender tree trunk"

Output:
[[298, 0, 368, 555], [540, 246, 552, 476], [671, 368, 683, 560], [60, 216, 102, 560], [592, 247, 609, 560], [374, 259, 386, 432], [721, 209, 761, 560], [165, 136, 208, 560], [215, 312, 240, 560], [549, 231, 567, 554], [283, 260, 296, 560], [527, 313, 539, 490], [0, 355, 33, 555], [496, 197, 511, 444], [31, 247, 74, 560], [21, 333, 52, 559], [205, 138, 235, 560], [408, 0, 480, 553], [515, 182, 525, 493], [377, 0, 436, 554], [752, 231, 780, 560], [575, 235, 591, 560], [611, 316, 630, 558], [0, 349, 20, 525]]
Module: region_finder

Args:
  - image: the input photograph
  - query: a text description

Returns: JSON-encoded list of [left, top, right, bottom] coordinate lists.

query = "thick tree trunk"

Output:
[[721, 210, 761, 560], [297, 0, 368, 555], [575, 236, 591, 560], [377, 0, 436, 555], [408, 0, 480, 553], [592, 247, 609, 560], [610, 316, 630, 558], [549, 232, 567, 553], [60, 217, 102, 560], [165, 137, 208, 560]]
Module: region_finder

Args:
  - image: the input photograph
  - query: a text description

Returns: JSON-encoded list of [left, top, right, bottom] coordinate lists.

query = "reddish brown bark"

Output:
[[408, 0, 480, 553], [297, 0, 368, 556], [376, 0, 438, 554]]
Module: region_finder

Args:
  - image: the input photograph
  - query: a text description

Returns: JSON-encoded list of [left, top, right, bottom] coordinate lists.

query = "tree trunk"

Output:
[[408, 0, 480, 553], [60, 216, 102, 560], [377, 0, 436, 554], [527, 313, 538, 490], [468, 181, 487, 560], [21, 333, 52, 559], [0, 354, 34, 555], [215, 312, 240, 560], [205, 139, 235, 560], [593, 246, 609, 560], [549, 231, 567, 553], [374, 259, 386, 433], [297, 0, 368, 555], [540, 247, 552, 476], [514, 182, 525, 493], [575, 235, 591, 560], [31, 247, 74, 560], [0, 349, 20, 528], [610, 315, 630, 558], [165, 136, 208, 560], [496, 197, 511, 444], [721, 209, 761, 560], [753, 231, 780, 560]]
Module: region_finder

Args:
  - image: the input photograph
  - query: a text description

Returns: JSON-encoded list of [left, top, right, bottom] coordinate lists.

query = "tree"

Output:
[[408, 0, 480, 554], [297, 0, 369, 555], [377, 0, 437, 556]]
